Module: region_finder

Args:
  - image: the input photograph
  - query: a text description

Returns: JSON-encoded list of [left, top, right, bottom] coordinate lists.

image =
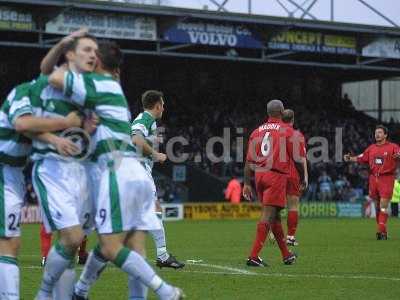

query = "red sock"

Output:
[[271, 221, 290, 259], [375, 202, 381, 231], [378, 211, 388, 233], [249, 221, 270, 258], [40, 224, 52, 258], [79, 236, 88, 256], [287, 211, 298, 236]]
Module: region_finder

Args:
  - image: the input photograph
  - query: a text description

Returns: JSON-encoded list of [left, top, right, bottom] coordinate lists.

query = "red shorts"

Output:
[[369, 174, 395, 200], [287, 176, 301, 197], [255, 171, 287, 207]]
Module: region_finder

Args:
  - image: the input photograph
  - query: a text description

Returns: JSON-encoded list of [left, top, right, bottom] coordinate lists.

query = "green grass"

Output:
[[20, 218, 400, 299]]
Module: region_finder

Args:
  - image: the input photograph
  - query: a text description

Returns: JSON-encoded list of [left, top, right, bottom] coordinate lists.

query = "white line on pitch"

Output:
[[186, 262, 257, 275], [20, 264, 400, 282]]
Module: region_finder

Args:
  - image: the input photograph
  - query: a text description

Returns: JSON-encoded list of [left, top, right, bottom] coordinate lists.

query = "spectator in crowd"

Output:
[[224, 176, 242, 204], [318, 171, 333, 201], [391, 175, 400, 217]]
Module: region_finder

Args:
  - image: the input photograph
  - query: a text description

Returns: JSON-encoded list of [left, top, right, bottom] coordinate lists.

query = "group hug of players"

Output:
[[0, 28, 185, 300], [243, 99, 400, 267]]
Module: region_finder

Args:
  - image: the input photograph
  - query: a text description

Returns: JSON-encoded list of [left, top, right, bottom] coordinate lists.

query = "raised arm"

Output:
[[49, 67, 87, 107], [40, 28, 88, 75], [48, 65, 68, 90]]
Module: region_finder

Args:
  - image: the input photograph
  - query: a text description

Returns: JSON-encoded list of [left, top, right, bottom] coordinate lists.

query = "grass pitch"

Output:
[[20, 218, 400, 299]]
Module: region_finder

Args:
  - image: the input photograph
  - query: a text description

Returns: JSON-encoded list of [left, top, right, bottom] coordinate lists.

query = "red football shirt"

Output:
[[357, 141, 400, 175], [287, 126, 306, 180], [246, 117, 296, 174]]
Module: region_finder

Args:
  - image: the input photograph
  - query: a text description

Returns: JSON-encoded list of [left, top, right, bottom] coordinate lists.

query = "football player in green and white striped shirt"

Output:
[[0, 81, 82, 300], [131, 90, 185, 270], [48, 41, 184, 300], [32, 32, 99, 300]]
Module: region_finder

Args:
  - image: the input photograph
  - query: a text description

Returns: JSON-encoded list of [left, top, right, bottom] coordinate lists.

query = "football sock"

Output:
[[74, 245, 108, 298], [378, 211, 388, 233], [36, 242, 74, 299], [78, 236, 88, 257], [250, 221, 269, 258], [287, 211, 298, 237], [53, 266, 76, 300], [375, 202, 381, 227], [271, 222, 290, 259], [40, 225, 52, 258], [113, 247, 174, 299], [128, 275, 148, 300], [149, 219, 169, 262], [0, 256, 19, 300]]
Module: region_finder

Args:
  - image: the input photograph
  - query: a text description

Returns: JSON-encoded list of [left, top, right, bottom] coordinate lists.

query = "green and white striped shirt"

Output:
[[0, 82, 33, 167], [29, 75, 82, 161], [63, 71, 134, 162], [131, 111, 157, 173]]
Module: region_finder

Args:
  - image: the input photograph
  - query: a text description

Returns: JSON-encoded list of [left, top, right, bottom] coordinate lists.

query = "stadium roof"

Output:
[[0, 0, 400, 75]]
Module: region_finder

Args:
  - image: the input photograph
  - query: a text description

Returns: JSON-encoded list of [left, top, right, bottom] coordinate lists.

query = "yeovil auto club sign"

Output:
[[163, 21, 263, 49], [46, 10, 156, 41]]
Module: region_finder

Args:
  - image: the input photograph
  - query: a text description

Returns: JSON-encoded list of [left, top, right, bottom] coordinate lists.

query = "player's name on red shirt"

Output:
[[357, 141, 400, 176], [246, 117, 298, 174]]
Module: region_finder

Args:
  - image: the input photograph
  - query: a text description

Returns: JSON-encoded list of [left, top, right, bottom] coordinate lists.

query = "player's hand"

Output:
[[65, 111, 83, 128], [153, 152, 167, 163], [53, 136, 80, 156], [243, 184, 253, 201], [61, 27, 89, 45], [343, 153, 351, 162], [83, 112, 99, 134], [393, 152, 400, 159]]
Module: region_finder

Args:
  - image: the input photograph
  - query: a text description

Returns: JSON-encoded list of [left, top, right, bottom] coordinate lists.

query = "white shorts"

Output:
[[0, 165, 25, 238], [32, 159, 93, 234], [92, 157, 161, 234]]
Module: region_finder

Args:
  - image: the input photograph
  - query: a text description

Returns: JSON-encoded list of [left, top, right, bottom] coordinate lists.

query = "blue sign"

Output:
[[163, 22, 263, 49]]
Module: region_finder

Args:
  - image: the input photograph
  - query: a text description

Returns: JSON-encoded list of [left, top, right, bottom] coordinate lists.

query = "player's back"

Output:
[[288, 128, 306, 180], [131, 111, 157, 173], [247, 117, 293, 175], [75, 72, 134, 162]]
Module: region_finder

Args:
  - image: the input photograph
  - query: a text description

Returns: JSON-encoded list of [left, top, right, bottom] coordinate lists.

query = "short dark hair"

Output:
[[375, 124, 388, 135], [142, 90, 164, 109], [96, 41, 123, 72], [64, 34, 97, 53], [282, 109, 294, 123]]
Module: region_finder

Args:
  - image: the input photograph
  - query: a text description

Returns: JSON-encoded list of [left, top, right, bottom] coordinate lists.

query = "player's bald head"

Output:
[[282, 109, 295, 124], [267, 99, 284, 118]]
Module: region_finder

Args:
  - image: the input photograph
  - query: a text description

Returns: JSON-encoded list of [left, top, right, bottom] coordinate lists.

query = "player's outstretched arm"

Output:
[[40, 27, 88, 75], [132, 134, 167, 163], [14, 111, 82, 133], [343, 153, 358, 163]]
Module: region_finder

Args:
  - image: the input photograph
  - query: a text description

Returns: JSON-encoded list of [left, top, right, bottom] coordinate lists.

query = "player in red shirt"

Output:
[[282, 109, 308, 246], [243, 100, 307, 266], [344, 125, 400, 240]]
